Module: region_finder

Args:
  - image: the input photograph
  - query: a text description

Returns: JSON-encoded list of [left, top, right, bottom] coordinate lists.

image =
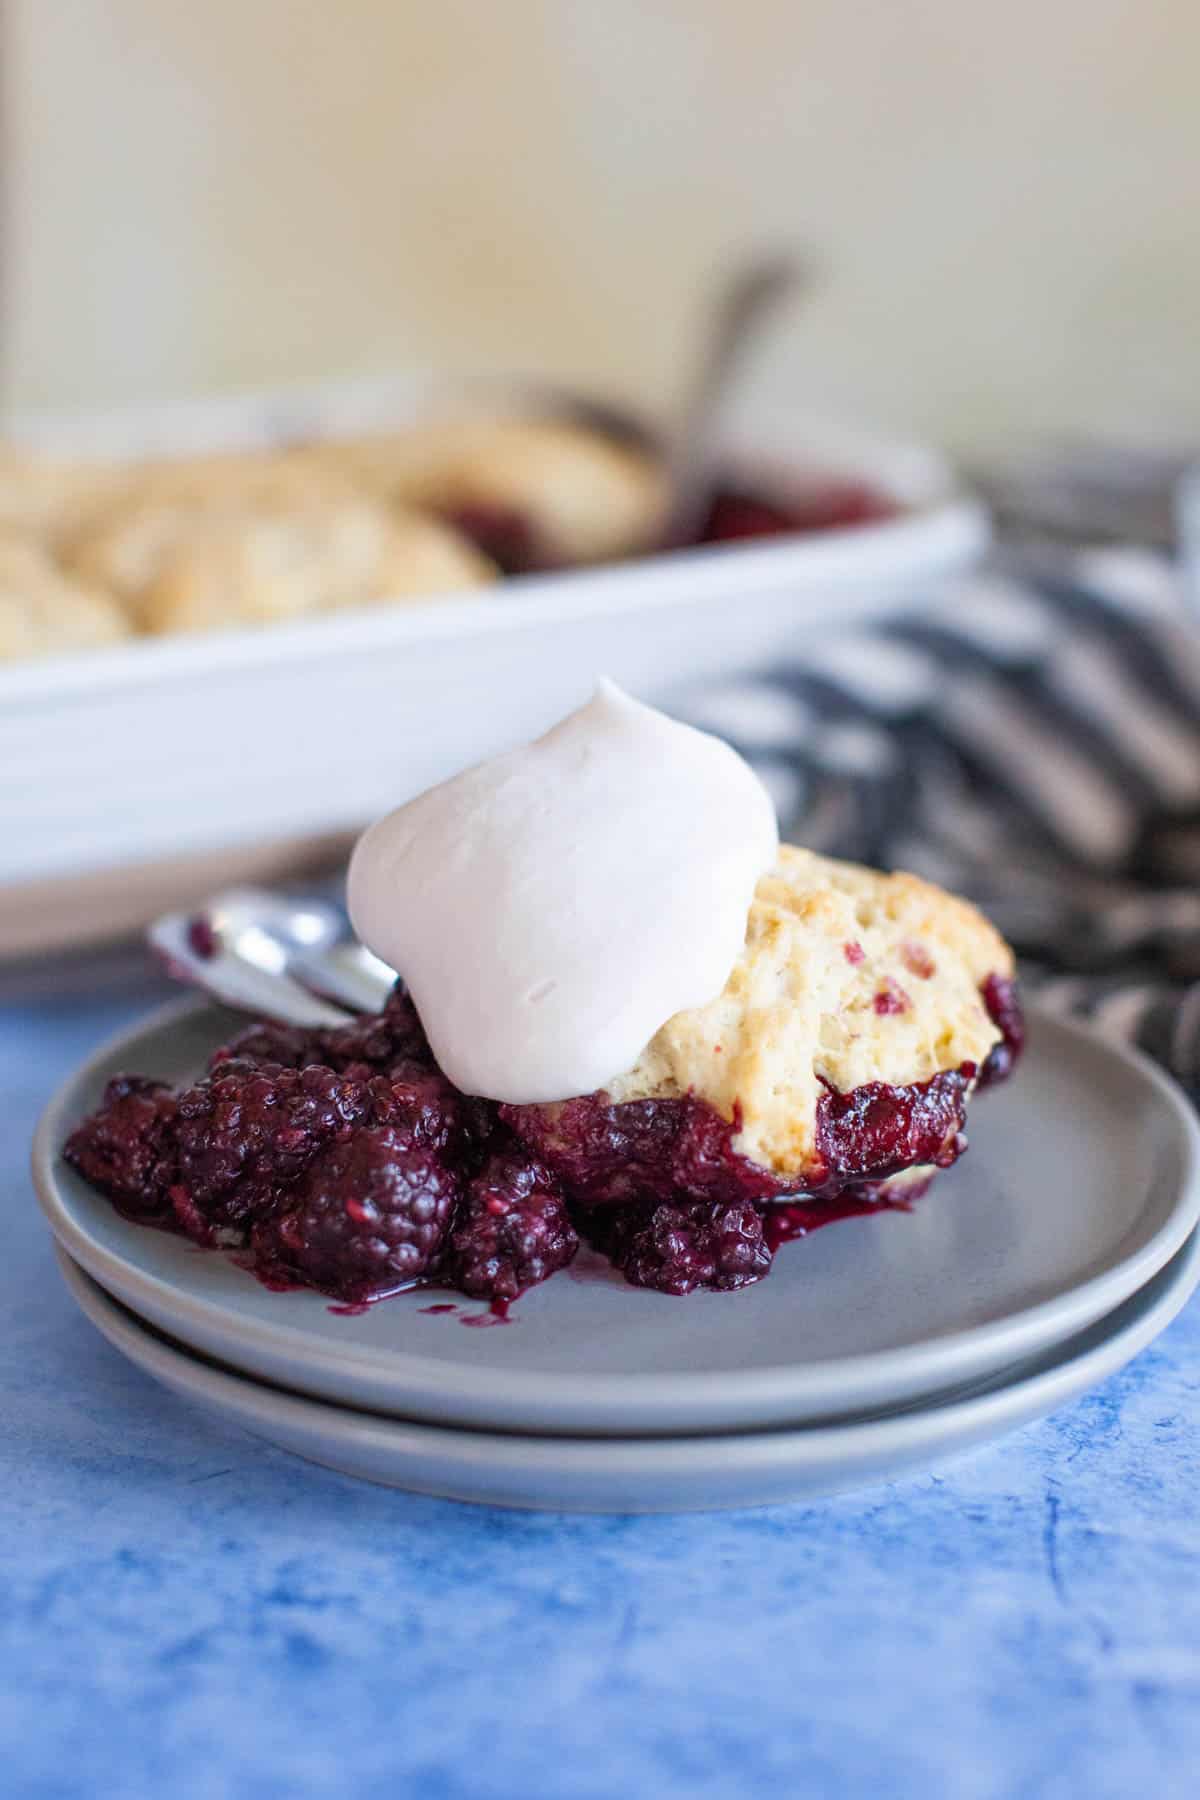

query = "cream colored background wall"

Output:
[[4, 0, 1196, 452]]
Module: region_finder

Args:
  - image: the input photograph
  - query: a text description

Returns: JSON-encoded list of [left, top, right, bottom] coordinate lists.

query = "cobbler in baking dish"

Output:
[[0, 412, 897, 660]]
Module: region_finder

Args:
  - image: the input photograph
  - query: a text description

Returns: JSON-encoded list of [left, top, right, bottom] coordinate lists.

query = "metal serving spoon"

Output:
[[147, 887, 395, 1027], [660, 250, 812, 548]]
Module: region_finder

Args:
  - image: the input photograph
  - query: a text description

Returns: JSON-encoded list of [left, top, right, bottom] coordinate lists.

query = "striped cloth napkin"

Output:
[[679, 547, 1200, 1104]]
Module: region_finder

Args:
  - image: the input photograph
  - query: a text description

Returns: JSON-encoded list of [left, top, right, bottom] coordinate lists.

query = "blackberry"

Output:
[[251, 1126, 460, 1301], [63, 1075, 177, 1220], [369, 1061, 497, 1170], [582, 1196, 773, 1295], [208, 1021, 322, 1074], [344, 984, 436, 1070], [316, 995, 427, 1077], [445, 1146, 578, 1301], [208, 985, 433, 1079], [171, 1062, 374, 1239]]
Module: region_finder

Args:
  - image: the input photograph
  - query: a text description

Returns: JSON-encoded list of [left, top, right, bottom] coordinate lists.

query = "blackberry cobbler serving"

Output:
[[66, 684, 1023, 1307]]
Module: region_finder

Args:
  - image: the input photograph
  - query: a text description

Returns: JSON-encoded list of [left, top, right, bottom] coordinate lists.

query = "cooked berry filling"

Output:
[[978, 973, 1025, 1089], [444, 479, 898, 576], [211, 986, 436, 1077], [499, 1092, 790, 1209], [63, 974, 1021, 1301], [439, 504, 545, 576], [812, 1067, 974, 1188], [503, 1062, 982, 1205], [694, 480, 897, 546], [761, 1177, 935, 1253]]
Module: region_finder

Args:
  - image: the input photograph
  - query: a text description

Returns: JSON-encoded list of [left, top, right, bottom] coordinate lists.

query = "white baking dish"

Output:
[[0, 378, 987, 945]]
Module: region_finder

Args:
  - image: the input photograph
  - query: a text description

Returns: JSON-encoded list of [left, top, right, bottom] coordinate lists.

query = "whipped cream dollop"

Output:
[[347, 679, 778, 1103]]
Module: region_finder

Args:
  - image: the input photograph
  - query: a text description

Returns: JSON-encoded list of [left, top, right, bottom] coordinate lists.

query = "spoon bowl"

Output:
[[146, 886, 394, 1027]]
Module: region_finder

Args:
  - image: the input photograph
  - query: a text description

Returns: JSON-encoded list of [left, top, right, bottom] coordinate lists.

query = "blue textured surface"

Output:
[[3, 983, 1199, 1800]]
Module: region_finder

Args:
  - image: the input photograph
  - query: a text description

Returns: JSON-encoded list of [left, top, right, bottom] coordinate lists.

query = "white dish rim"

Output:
[[0, 497, 987, 708]]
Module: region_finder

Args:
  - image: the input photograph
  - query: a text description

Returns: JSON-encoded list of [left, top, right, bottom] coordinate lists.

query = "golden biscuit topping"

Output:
[[609, 845, 1012, 1175]]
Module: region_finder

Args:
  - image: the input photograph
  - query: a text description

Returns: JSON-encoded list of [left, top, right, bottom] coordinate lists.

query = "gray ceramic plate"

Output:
[[33, 998, 1200, 1436], [56, 1233, 1200, 1511]]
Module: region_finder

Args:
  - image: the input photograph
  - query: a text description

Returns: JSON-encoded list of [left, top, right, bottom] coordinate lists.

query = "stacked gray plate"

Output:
[[34, 1000, 1200, 1512]]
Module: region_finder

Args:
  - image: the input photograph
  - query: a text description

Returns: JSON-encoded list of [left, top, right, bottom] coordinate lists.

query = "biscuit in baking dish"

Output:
[[146, 500, 495, 635], [0, 449, 125, 546], [69, 491, 495, 634], [64, 452, 363, 614], [0, 534, 129, 660], [326, 416, 668, 566], [118, 447, 362, 510]]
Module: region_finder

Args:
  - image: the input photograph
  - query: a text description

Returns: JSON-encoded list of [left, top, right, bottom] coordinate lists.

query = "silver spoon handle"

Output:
[[662, 251, 812, 547]]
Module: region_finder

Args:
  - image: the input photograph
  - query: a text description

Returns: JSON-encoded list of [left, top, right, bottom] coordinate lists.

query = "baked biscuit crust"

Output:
[[0, 534, 129, 659], [607, 845, 1012, 1175], [144, 500, 495, 635], [0, 451, 125, 545], [325, 416, 667, 565], [68, 491, 494, 633]]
